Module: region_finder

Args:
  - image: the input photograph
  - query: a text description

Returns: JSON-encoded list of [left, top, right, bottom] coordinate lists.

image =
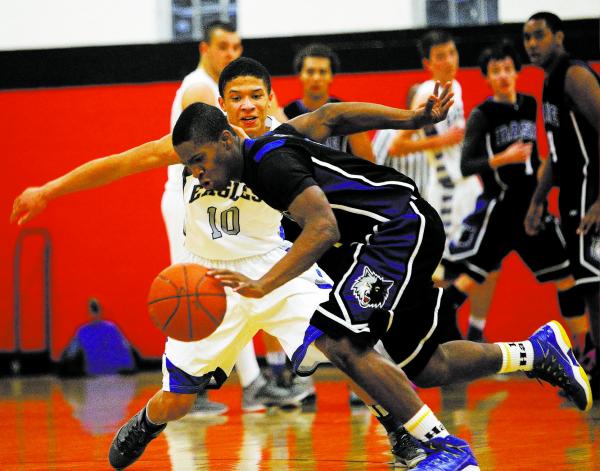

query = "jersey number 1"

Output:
[[207, 206, 241, 239]]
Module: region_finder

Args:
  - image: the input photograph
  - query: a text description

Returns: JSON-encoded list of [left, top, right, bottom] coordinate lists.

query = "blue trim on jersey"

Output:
[[243, 138, 255, 152], [254, 139, 286, 162]]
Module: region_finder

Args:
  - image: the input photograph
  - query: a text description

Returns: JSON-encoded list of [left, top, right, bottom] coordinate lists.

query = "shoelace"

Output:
[[119, 422, 149, 450], [392, 432, 426, 459]]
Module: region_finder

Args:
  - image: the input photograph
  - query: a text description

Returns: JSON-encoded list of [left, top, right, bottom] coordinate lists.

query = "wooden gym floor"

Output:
[[0, 368, 598, 470]]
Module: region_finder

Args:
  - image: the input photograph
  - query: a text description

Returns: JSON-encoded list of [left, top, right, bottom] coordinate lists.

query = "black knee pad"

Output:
[[557, 285, 586, 318]]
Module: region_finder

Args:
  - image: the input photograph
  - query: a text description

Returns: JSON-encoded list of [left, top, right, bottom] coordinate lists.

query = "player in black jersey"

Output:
[[172, 69, 593, 467], [441, 42, 589, 360], [523, 12, 600, 399], [284, 43, 374, 161]]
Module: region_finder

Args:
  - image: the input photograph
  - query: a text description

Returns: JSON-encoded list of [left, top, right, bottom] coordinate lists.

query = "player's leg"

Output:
[[108, 305, 264, 470], [466, 271, 499, 341], [297, 197, 479, 468], [517, 211, 595, 375], [412, 322, 592, 411], [161, 187, 227, 416], [229, 249, 324, 411]]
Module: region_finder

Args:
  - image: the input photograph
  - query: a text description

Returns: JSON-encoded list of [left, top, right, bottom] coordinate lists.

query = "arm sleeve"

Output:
[[460, 108, 493, 177], [258, 148, 318, 210]]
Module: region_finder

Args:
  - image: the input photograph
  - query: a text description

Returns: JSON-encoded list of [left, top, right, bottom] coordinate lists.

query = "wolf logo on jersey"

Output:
[[351, 266, 394, 309]]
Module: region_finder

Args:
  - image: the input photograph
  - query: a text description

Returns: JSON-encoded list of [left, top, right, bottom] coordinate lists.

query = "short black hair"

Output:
[[293, 43, 341, 74], [528, 12, 564, 33], [418, 30, 455, 60], [478, 40, 522, 76], [218, 57, 272, 97], [172, 102, 233, 147], [202, 20, 236, 43]]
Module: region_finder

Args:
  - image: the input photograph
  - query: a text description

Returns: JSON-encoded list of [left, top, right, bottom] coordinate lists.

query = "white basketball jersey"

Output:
[[166, 68, 221, 191], [183, 117, 285, 260], [414, 79, 466, 183]]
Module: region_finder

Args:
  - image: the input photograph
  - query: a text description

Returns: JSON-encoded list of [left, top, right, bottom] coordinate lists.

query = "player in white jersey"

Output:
[[412, 31, 497, 341], [162, 21, 298, 413], [11, 58, 428, 470]]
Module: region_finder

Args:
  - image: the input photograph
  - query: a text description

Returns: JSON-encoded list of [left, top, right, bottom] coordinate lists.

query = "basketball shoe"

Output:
[[412, 435, 479, 470], [526, 320, 593, 411], [388, 426, 427, 468], [188, 391, 228, 417], [242, 374, 302, 412], [108, 407, 166, 470]]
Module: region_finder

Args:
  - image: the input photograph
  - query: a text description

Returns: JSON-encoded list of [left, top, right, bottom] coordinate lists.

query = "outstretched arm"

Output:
[[11, 134, 178, 225], [287, 82, 453, 143]]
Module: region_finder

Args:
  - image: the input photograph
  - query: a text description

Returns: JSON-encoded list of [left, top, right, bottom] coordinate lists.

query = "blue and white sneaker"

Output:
[[527, 320, 593, 412], [412, 435, 479, 470]]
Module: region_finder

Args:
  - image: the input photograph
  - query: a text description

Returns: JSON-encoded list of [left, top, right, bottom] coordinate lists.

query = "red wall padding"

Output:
[[2, 64, 598, 360]]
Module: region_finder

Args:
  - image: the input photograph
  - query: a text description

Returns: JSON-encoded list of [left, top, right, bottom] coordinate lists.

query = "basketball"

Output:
[[147, 263, 227, 342]]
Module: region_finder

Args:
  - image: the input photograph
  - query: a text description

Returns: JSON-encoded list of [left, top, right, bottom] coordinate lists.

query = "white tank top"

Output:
[[414, 79, 466, 183], [183, 117, 285, 260], [166, 68, 221, 191]]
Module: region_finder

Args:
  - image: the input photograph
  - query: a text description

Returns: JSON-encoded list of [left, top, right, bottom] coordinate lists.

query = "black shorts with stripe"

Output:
[[445, 192, 571, 283], [309, 197, 446, 349], [559, 194, 600, 287]]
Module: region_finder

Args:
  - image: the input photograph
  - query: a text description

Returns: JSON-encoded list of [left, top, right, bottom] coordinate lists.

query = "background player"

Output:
[[388, 30, 498, 342], [523, 12, 600, 399], [284, 43, 374, 161], [439, 41, 588, 369], [173, 86, 592, 470]]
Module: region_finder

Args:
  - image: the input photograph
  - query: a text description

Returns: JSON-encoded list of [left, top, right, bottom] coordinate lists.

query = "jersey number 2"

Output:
[[207, 206, 241, 239]]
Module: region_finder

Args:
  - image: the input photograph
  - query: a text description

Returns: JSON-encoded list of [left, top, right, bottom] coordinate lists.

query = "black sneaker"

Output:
[[388, 426, 427, 468], [108, 408, 166, 470]]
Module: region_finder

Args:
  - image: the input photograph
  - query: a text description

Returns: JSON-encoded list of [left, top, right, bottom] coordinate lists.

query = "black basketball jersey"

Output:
[[462, 94, 540, 198], [283, 97, 349, 152], [241, 123, 418, 243], [543, 54, 599, 206]]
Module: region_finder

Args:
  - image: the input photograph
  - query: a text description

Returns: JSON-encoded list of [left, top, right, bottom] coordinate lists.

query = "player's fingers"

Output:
[[577, 217, 591, 235], [440, 91, 454, 107], [433, 81, 440, 97]]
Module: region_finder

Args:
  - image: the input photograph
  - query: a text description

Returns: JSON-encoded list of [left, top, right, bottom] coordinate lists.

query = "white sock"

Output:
[[495, 341, 534, 373], [235, 342, 261, 388], [469, 316, 486, 331], [404, 405, 449, 442]]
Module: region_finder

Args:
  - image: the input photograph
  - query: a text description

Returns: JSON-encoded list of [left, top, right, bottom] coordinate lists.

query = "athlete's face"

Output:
[[175, 133, 242, 191], [299, 56, 333, 100], [523, 20, 563, 68], [201, 28, 243, 76], [486, 56, 518, 100], [219, 76, 273, 138], [423, 41, 459, 83]]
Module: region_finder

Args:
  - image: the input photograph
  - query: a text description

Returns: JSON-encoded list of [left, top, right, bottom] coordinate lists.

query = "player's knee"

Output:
[[316, 335, 368, 372], [412, 346, 450, 388]]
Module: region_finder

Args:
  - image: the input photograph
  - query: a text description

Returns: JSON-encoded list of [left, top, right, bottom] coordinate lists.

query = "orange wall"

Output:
[[2, 63, 599, 359]]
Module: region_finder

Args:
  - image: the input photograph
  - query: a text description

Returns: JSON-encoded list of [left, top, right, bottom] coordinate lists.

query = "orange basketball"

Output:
[[147, 263, 227, 342]]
